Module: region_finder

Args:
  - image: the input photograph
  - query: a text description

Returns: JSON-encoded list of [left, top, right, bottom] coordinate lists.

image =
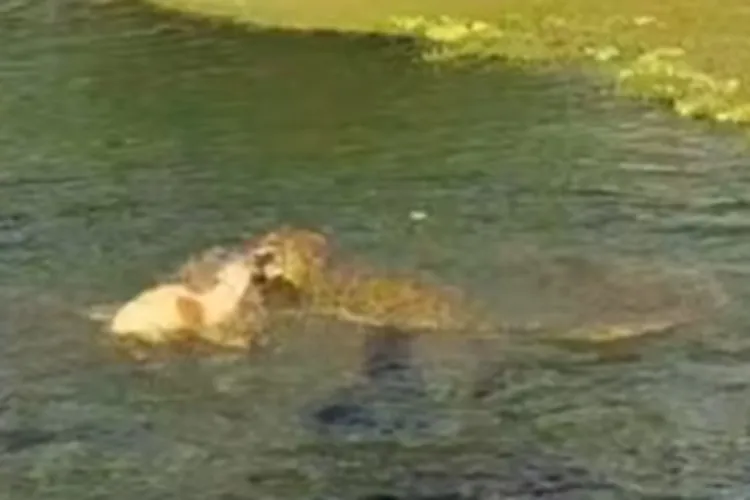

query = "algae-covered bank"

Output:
[[140, 0, 750, 133]]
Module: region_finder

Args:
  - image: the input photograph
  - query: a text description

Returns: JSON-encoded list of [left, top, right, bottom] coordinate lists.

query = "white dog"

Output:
[[102, 253, 262, 348]]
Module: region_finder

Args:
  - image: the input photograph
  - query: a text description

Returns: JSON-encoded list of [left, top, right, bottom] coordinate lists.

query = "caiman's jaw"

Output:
[[250, 246, 286, 285]]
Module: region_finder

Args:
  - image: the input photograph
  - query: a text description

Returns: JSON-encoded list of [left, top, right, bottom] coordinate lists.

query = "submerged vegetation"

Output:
[[137, 0, 750, 134]]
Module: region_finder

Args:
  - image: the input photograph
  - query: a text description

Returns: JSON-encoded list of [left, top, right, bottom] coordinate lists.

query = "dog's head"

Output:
[[178, 247, 242, 293]]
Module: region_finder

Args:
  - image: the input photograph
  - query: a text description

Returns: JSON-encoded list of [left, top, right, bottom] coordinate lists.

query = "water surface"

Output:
[[1, 2, 750, 499]]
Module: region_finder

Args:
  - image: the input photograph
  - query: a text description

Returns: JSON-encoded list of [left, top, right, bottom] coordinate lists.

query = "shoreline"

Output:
[[138, 0, 750, 134]]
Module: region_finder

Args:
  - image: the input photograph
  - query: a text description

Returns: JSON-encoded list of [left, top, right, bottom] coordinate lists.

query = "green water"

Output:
[[2, 1, 750, 498]]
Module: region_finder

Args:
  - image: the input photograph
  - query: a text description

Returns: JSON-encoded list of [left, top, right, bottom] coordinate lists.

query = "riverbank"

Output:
[[139, 0, 750, 131]]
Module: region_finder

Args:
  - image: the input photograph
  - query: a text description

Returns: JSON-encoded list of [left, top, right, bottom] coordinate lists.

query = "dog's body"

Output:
[[108, 283, 204, 343], [109, 253, 266, 349]]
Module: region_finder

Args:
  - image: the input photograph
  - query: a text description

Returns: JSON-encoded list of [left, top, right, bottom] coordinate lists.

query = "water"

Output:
[[1, 1, 750, 498]]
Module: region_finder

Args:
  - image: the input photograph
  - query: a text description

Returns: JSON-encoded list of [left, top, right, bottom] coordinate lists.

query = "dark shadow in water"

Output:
[[0, 420, 157, 455], [298, 327, 624, 498], [305, 326, 439, 440], [0, 428, 59, 454]]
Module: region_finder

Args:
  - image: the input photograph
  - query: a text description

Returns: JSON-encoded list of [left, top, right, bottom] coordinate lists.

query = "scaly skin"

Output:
[[245, 227, 727, 342], [247, 226, 490, 332]]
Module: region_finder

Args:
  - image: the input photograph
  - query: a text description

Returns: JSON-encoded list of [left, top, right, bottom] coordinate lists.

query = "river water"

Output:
[[2, 1, 750, 499]]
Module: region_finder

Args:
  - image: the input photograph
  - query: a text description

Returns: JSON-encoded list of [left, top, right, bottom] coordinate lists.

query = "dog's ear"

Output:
[[176, 296, 204, 329], [182, 262, 220, 293]]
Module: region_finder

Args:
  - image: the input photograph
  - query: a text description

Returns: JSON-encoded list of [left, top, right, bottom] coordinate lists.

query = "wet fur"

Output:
[[110, 250, 267, 349], [176, 246, 239, 292]]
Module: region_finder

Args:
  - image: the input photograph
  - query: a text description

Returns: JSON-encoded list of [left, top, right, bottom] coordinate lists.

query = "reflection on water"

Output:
[[1, 1, 750, 498]]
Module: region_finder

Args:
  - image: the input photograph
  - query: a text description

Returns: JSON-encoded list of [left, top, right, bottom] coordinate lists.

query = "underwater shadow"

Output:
[[303, 325, 445, 440]]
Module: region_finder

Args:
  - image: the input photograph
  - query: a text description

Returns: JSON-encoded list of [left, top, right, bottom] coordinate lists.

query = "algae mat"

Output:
[[137, 0, 750, 132]]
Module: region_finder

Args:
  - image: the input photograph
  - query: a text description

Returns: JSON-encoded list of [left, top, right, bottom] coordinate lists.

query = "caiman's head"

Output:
[[246, 226, 330, 308]]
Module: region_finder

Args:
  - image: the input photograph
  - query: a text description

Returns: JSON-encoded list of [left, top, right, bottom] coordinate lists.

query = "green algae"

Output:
[[129, 0, 750, 134], [387, 14, 750, 128], [131, 0, 750, 133]]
